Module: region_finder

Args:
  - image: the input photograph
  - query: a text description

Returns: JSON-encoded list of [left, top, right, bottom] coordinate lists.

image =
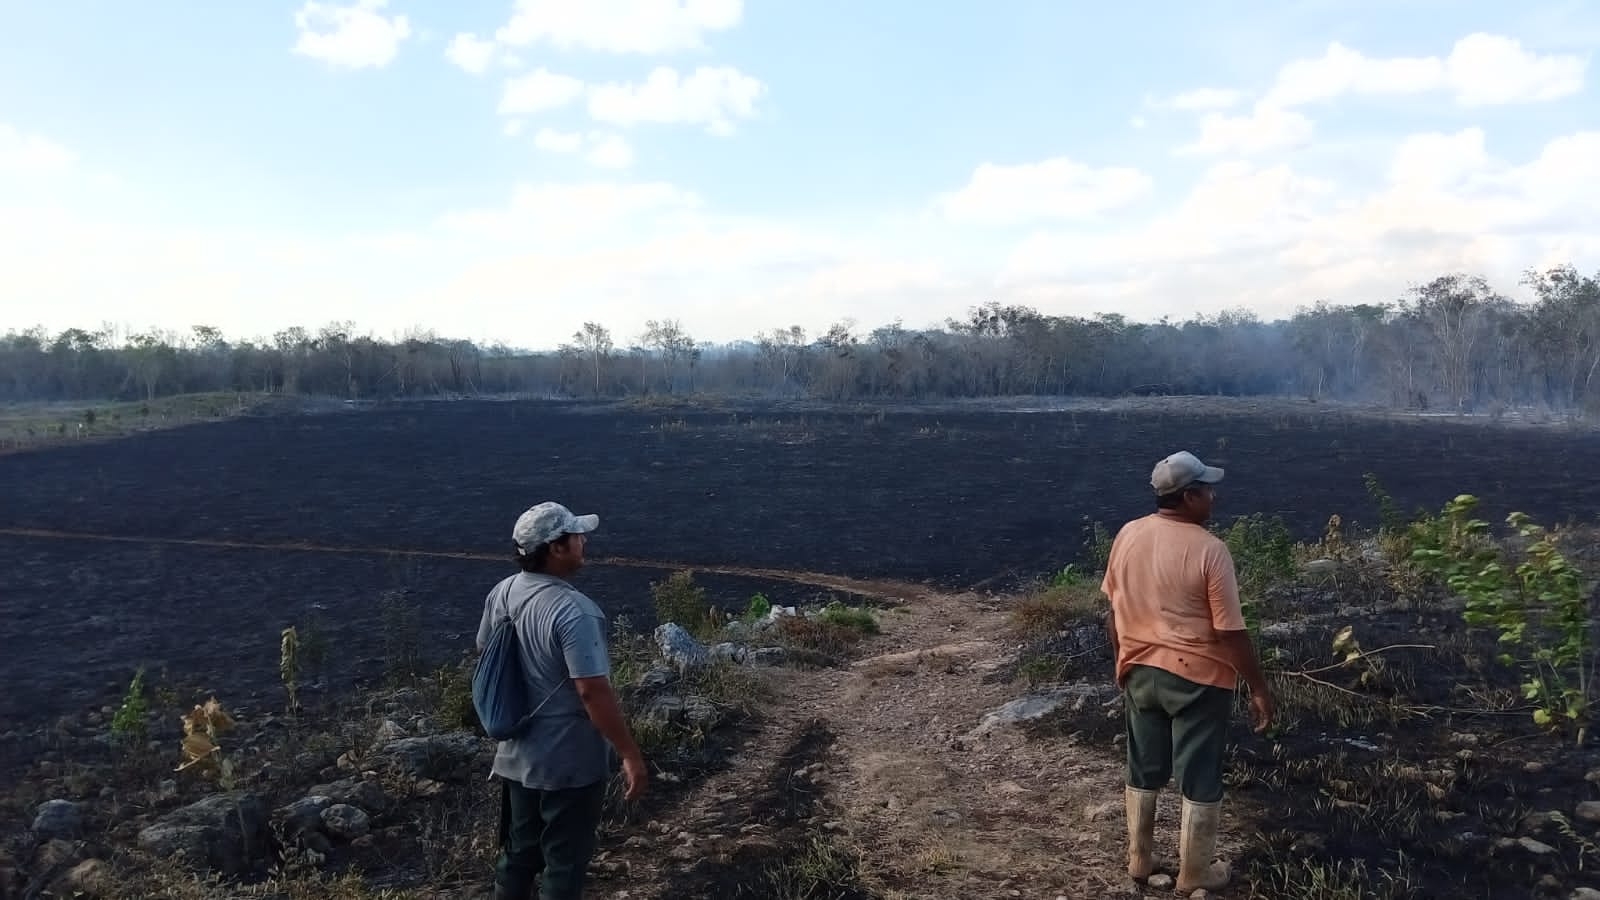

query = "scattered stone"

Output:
[[32, 799, 84, 840], [636, 666, 677, 689], [33, 839, 84, 873], [370, 732, 483, 782], [655, 623, 710, 672], [371, 719, 406, 747], [1448, 732, 1479, 747], [61, 858, 114, 897], [1523, 761, 1546, 774], [279, 796, 332, 836], [1577, 801, 1600, 824], [305, 778, 390, 814], [1146, 873, 1174, 890], [1259, 622, 1303, 640], [136, 792, 273, 874], [710, 642, 746, 664], [970, 684, 1117, 735], [1571, 888, 1600, 900], [321, 804, 371, 841], [747, 647, 788, 667]]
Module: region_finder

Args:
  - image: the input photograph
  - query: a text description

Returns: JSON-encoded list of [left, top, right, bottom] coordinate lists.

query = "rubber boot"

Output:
[[1125, 786, 1158, 880], [1176, 797, 1232, 892]]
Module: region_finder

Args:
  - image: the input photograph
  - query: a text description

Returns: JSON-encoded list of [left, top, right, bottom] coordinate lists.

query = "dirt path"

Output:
[[590, 588, 1249, 899]]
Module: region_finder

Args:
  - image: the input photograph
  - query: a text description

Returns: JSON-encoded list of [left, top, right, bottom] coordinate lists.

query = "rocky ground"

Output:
[[6, 542, 1600, 899]]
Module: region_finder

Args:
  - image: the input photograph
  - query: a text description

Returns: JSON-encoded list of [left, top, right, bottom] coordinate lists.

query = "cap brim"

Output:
[[569, 513, 600, 533], [1195, 466, 1224, 484]]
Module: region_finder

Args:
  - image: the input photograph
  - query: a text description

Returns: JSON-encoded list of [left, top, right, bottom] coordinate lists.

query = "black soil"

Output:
[[0, 401, 1587, 736]]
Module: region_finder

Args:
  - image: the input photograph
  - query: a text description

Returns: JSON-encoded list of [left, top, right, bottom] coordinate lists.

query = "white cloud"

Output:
[[933, 157, 1154, 226], [503, 120, 526, 138], [1001, 128, 1598, 324], [445, 33, 497, 75], [1447, 33, 1587, 106], [1163, 88, 1244, 111], [586, 134, 635, 169], [533, 128, 583, 153], [1173, 33, 1584, 159], [1177, 104, 1314, 156], [291, 0, 411, 70], [498, 68, 586, 115], [494, 0, 742, 54], [1387, 127, 1490, 190], [587, 66, 765, 135], [436, 181, 701, 242], [1263, 33, 1585, 109], [529, 130, 634, 168], [0, 124, 75, 175]]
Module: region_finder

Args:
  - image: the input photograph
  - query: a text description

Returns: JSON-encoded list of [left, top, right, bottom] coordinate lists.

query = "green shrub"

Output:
[[110, 667, 150, 750], [1410, 495, 1594, 740], [818, 601, 878, 634], [651, 570, 718, 637]]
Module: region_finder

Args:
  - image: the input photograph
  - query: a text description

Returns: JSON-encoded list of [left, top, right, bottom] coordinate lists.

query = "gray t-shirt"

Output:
[[475, 572, 612, 790]]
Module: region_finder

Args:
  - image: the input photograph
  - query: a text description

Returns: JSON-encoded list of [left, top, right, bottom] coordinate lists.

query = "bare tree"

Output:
[[572, 322, 614, 396]]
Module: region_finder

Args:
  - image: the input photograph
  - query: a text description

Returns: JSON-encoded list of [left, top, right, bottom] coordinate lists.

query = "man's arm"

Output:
[[573, 676, 648, 800], [1205, 545, 1273, 731], [1216, 629, 1268, 695], [557, 608, 649, 801]]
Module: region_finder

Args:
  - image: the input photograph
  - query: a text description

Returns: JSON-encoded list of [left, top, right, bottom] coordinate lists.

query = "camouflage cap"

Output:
[[512, 501, 599, 554], [1151, 450, 1224, 495]]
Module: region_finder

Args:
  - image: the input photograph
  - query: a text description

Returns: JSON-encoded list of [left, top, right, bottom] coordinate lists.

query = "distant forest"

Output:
[[3, 264, 1598, 415]]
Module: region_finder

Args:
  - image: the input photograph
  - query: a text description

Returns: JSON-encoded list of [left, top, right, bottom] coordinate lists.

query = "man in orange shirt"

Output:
[[1101, 450, 1274, 893]]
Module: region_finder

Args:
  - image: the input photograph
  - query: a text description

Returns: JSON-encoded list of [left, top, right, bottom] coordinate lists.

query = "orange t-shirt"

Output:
[[1100, 514, 1247, 691]]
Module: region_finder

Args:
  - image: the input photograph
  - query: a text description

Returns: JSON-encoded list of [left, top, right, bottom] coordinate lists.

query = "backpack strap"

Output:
[[498, 576, 580, 724]]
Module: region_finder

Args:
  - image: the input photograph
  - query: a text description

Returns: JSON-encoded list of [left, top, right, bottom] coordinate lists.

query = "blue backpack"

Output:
[[472, 608, 535, 741], [472, 580, 569, 741]]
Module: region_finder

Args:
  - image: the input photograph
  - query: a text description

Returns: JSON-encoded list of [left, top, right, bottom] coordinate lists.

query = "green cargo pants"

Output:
[[1123, 664, 1233, 803], [495, 777, 606, 900]]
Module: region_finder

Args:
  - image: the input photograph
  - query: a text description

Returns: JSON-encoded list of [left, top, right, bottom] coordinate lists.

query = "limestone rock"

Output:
[[31, 799, 84, 840], [321, 804, 371, 841], [136, 792, 272, 874]]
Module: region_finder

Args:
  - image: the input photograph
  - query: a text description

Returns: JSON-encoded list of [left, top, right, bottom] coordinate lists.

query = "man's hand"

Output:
[[621, 753, 649, 801], [1248, 687, 1275, 733]]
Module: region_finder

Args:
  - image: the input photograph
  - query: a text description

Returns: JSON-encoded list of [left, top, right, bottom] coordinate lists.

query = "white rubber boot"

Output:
[[1176, 796, 1232, 892], [1125, 786, 1158, 880]]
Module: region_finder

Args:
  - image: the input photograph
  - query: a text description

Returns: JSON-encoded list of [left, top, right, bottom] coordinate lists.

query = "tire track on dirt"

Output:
[[0, 527, 929, 602]]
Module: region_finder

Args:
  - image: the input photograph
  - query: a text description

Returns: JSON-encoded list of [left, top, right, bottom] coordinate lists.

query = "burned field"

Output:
[[3, 398, 1600, 897], [0, 398, 1595, 730]]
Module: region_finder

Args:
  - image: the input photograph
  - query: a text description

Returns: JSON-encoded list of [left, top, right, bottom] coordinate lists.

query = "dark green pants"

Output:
[[495, 778, 605, 900], [1123, 664, 1233, 803]]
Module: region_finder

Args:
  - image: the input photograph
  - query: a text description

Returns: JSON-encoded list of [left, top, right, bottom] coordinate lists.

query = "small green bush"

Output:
[[651, 570, 718, 637], [110, 667, 150, 750]]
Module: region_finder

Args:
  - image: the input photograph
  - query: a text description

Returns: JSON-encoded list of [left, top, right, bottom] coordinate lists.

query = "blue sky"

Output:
[[1, 1, 1596, 349]]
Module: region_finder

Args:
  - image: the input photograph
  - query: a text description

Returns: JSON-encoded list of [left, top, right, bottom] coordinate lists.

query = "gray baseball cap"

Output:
[[513, 501, 599, 554], [1151, 450, 1224, 495]]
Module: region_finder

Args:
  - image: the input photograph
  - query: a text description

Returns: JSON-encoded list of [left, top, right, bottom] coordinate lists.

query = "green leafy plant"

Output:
[[1220, 513, 1296, 637], [110, 667, 150, 750], [744, 592, 773, 623], [1410, 494, 1594, 741]]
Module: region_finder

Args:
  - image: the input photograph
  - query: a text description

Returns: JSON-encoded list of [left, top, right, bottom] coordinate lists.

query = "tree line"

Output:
[[3, 264, 1597, 414]]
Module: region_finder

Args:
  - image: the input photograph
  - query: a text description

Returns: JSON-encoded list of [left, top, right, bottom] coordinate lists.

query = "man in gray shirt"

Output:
[[476, 501, 648, 900]]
